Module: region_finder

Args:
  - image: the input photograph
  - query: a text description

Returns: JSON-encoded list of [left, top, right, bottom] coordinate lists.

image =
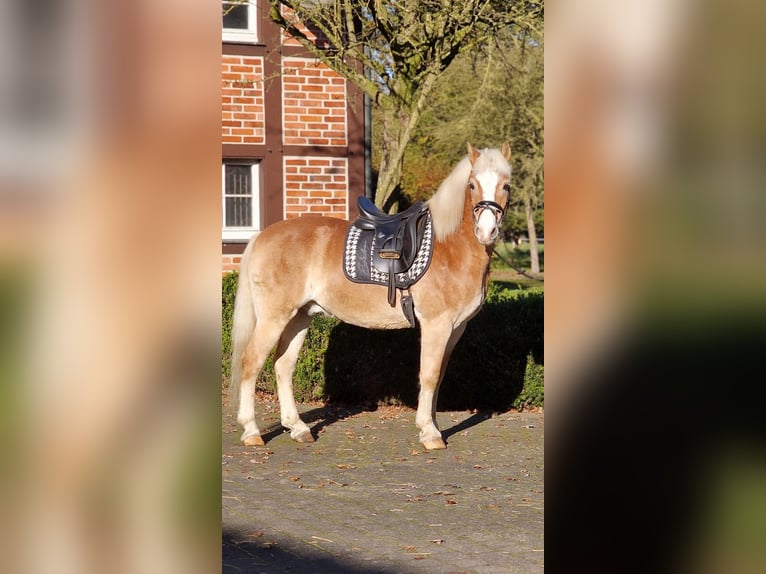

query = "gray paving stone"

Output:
[[223, 402, 543, 573]]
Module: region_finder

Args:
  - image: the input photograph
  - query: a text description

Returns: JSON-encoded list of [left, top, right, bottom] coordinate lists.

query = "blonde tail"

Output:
[[228, 235, 258, 414]]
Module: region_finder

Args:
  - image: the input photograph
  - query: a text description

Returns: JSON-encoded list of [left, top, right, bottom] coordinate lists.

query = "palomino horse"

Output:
[[230, 143, 511, 450]]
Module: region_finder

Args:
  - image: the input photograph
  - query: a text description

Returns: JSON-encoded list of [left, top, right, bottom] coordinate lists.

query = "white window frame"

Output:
[[222, 1, 259, 44], [222, 161, 261, 241]]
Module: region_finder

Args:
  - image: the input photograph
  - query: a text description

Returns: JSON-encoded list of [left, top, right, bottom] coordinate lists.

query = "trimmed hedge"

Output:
[[222, 271, 543, 410]]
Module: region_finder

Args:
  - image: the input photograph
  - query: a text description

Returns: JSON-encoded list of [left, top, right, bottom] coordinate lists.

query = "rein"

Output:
[[471, 198, 540, 280], [491, 246, 542, 280]]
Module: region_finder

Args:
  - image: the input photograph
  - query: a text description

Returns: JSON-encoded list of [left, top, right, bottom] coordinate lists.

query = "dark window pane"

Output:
[[225, 165, 251, 195], [225, 196, 252, 227], [223, 2, 249, 30]]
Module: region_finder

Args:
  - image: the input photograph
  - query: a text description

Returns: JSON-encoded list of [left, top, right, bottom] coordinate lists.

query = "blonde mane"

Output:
[[427, 148, 511, 242]]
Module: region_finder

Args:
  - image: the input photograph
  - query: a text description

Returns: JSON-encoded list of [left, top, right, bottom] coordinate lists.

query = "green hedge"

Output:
[[222, 271, 543, 410], [222, 271, 238, 380]]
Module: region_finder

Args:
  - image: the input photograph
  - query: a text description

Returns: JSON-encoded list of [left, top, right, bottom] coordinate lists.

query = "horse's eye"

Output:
[[468, 182, 475, 191], [502, 183, 511, 193]]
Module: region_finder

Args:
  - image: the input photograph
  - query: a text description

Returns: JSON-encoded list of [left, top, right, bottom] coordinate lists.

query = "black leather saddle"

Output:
[[343, 197, 433, 326]]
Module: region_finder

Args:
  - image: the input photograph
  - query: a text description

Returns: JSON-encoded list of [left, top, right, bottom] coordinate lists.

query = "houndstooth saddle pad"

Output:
[[343, 203, 433, 325]]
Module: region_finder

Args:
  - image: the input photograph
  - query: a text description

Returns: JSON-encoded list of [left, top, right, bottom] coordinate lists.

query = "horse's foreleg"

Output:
[[431, 322, 467, 422], [416, 322, 467, 450], [274, 312, 314, 443]]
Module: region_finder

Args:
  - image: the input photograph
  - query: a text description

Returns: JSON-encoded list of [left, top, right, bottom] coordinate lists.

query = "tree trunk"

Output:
[[375, 117, 405, 209], [524, 195, 540, 274], [375, 112, 412, 210], [374, 74, 438, 211]]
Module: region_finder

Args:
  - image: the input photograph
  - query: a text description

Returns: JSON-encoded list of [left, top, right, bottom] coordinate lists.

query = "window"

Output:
[[222, 1, 258, 43], [222, 161, 260, 240]]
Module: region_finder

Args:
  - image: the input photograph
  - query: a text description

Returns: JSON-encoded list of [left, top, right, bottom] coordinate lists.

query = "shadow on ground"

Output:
[[253, 403, 496, 446], [255, 404, 372, 444], [223, 528, 402, 574]]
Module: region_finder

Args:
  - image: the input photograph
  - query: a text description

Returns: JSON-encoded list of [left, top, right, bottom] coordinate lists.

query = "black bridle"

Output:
[[472, 200, 506, 224], [472, 200, 507, 242]]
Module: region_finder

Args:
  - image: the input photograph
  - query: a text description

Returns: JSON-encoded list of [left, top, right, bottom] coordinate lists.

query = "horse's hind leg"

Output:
[[274, 311, 314, 443], [238, 318, 289, 446]]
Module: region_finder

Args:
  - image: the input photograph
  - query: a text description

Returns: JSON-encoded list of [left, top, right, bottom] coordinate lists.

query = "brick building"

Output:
[[221, 1, 369, 273]]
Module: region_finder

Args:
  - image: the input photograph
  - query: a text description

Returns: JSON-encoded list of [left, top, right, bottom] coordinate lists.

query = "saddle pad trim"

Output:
[[343, 212, 433, 290]]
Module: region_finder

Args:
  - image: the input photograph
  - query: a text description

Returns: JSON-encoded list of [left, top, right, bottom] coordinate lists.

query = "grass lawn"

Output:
[[492, 240, 544, 270], [490, 270, 543, 292], [489, 240, 544, 292]]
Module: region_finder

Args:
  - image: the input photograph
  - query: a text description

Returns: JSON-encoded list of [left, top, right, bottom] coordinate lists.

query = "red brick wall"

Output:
[[222, 10, 365, 274], [284, 156, 348, 219], [221, 253, 242, 276], [221, 55, 265, 145], [282, 58, 347, 147], [280, 7, 325, 47]]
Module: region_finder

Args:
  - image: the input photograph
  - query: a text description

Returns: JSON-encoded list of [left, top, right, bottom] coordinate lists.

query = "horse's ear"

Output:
[[466, 143, 481, 165], [501, 141, 512, 161]]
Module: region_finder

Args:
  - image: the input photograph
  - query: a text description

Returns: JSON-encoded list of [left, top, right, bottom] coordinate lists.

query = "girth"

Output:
[[343, 197, 433, 327]]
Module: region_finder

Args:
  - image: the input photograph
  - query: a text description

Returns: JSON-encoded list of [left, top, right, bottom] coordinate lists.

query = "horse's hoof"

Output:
[[422, 438, 447, 450], [242, 434, 265, 447], [294, 430, 315, 443]]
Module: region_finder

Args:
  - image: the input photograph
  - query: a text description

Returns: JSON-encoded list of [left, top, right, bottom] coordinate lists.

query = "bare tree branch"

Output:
[[269, 0, 543, 208]]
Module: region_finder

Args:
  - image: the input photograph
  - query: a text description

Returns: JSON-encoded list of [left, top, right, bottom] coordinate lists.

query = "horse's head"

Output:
[[466, 142, 512, 245]]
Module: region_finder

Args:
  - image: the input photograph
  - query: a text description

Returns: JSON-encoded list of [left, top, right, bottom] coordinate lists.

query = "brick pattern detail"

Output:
[[221, 254, 242, 276], [280, 7, 327, 47], [284, 156, 348, 219], [283, 58, 347, 147], [222, 55, 265, 145], [222, 9, 362, 273]]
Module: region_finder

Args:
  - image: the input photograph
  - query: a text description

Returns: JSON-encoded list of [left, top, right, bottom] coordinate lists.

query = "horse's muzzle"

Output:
[[472, 200, 505, 244]]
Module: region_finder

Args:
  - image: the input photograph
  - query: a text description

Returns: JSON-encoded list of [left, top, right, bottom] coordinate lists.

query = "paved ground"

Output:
[[223, 400, 544, 573]]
